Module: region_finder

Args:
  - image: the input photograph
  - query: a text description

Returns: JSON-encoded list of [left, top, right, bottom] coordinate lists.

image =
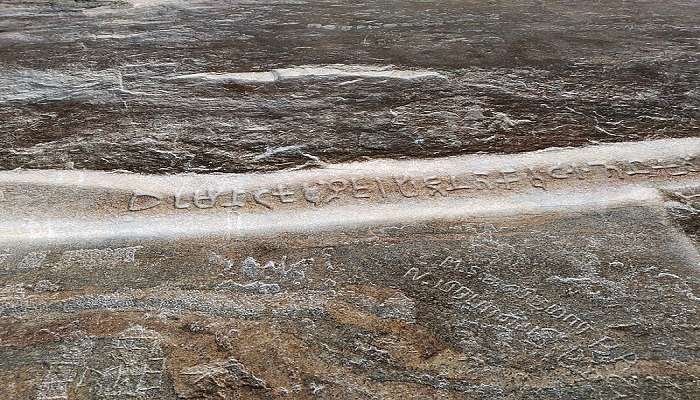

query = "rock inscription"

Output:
[[128, 156, 699, 211]]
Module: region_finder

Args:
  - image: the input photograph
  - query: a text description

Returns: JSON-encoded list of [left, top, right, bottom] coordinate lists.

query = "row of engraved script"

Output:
[[403, 257, 638, 366], [128, 156, 699, 211]]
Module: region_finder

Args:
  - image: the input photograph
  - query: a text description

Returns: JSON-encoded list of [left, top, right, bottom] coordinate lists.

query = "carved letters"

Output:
[[127, 156, 700, 211], [402, 259, 638, 367]]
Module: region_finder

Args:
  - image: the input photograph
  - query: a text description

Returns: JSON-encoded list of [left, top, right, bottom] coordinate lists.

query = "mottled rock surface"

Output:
[[1, 0, 698, 173], [0, 139, 699, 399], [1, 1, 699, 399]]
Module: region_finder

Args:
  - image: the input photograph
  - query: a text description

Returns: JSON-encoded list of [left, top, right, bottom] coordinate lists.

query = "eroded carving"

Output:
[[125, 155, 700, 212]]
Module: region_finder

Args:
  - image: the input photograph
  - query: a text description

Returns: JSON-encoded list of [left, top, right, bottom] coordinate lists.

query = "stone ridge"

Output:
[[0, 138, 698, 244]]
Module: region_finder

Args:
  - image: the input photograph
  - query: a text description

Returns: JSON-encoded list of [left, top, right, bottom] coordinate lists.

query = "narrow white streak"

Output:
[[176, 71, 277, 83], [253, 145, 306, 160], [0, 186, 663, 246], [0, 69, 121, 103], [126, 0, 181, 7], [0, 32, 38, 43], [81, 0, 184, 15], [275, 65, 446, 80], [0, 68, 164, 103], [171, 64, 446, 83], [0, 138, 698, 194]]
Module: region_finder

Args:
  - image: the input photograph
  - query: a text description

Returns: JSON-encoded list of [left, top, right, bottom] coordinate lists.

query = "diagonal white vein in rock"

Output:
[[171, 64, 447, 83], [0, 138, 698, 246], [0, 138, 697, 193]]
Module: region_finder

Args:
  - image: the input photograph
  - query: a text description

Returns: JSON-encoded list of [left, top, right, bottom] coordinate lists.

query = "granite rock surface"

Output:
[[0, 1, 699, 399], [0, 0, 698, 173]]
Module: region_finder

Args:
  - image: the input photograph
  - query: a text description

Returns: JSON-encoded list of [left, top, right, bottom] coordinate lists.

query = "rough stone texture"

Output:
[[1, 1, 699, 399], [0, 0, 698, 173], [1, 200, 699, 399], [0, 139, 699, 399]]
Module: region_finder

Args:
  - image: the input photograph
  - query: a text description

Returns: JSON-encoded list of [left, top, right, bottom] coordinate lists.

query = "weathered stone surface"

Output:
[[1, 1, 699, 399], [1, 0, 698, 173], [0, 139, 699, 398]]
